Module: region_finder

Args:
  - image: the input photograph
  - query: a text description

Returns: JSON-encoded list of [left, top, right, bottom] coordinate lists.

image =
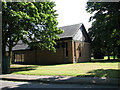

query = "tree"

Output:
[[86, 2, 120, 60], [2, 2, 63, 63]]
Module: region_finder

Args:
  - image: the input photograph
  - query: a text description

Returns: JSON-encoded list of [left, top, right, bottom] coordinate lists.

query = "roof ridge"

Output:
[[59, 23, 82, 28], [58, 23, 83, 39]]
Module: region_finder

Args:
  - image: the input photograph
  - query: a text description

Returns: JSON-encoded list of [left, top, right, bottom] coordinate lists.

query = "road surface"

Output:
[[0, 80, 118, 89]]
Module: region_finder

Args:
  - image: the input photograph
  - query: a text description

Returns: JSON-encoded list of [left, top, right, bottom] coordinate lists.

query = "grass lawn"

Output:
[[10, 60, 120, 78]]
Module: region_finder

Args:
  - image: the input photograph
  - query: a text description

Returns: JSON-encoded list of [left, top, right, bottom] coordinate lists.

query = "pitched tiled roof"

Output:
[[6, 40, 30, 51], [6, 23, 86, 51], [58, 23, 82, 38]]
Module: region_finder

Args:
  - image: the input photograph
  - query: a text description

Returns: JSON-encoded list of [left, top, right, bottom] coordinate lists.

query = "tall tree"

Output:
[[2, 2, 63, 62], [86, 2, 120, 59]]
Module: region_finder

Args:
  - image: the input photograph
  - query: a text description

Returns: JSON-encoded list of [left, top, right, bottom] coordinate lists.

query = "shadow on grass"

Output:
[[10, 63, 73, 74], [81, 59, 120, 63], [10, 65, 38, 73], [76, 69, 120, 78], [15, 62, 73, 66]]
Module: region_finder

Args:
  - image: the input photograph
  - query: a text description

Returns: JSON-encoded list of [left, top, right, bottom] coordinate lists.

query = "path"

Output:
[[1, 80, 118, 89]]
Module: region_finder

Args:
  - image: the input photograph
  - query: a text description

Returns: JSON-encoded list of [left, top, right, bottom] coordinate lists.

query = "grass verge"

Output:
[[10, 60, 120, 78]]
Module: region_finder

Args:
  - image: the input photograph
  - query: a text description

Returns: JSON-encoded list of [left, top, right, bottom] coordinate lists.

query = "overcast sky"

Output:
[[52, 0, 92, 31]]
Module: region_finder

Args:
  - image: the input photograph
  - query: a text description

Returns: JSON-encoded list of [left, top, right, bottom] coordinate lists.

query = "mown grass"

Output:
[[10, 60, 120, 78]]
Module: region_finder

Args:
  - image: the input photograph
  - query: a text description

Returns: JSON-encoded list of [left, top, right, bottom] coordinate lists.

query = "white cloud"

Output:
[[52, 0, 92, 31]]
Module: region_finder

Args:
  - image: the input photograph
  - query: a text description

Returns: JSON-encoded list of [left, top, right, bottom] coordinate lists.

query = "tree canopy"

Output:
[[2, 2, 64, 63], [2, 2, 63, 56], [86, 2, 120, 59]]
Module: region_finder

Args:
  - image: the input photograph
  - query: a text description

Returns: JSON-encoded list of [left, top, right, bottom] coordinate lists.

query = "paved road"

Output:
[[0, 80, 118, 89]]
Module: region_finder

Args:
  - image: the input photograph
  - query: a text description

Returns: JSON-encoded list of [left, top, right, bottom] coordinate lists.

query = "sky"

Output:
[[52, 0, 92, 31]]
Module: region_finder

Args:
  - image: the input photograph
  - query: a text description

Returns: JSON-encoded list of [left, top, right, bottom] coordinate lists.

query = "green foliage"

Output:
[[86, 2, 120, 57], [2, 2, 63, 55]]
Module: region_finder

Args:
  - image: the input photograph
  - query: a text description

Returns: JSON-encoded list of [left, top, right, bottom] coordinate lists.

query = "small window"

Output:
[[74, 42, 76, 56], [14, 53, 24, 63], [65, 42, 68, 57], [78, 44, 81, 57]]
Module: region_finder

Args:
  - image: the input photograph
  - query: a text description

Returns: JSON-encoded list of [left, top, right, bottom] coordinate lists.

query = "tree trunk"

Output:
[[108, 55, 110, 60], [8, 46, 13, 64], [113, 51, 116, 60], [2, 44, 6, 56], [107, 50, 110, 60], [107, 47, 111, 60], [2, 37, 8, 56]]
